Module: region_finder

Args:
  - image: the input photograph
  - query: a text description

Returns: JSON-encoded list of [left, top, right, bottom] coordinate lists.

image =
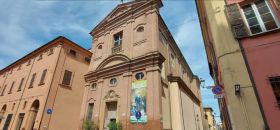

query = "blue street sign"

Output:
[[136, 111, 141, 120], [212, 86, 223, 95], [47, 108, 52, 115]]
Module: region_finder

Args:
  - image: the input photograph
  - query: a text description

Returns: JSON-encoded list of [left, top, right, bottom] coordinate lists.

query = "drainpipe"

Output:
[[237, 39, 269, 130]]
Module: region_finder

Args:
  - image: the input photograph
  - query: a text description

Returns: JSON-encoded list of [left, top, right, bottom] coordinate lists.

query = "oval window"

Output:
[[135, 72, 144, 80], [98, 45, 102, 49], [137, 26, 144, 32], [110, 78, 117, 85]]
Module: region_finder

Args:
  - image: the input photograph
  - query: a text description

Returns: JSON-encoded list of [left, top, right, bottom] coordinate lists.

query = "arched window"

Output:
[[26, 100, 40, 130]]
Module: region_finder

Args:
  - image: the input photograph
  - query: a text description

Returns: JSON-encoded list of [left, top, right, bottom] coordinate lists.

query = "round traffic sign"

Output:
[[212, 86, 223, 95]]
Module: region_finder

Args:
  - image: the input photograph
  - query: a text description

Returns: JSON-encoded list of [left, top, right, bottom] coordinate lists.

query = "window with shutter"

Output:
[[39, 69, 47, 85], [225, 3, 249, 38], [62, 70, 72, 86], [8, 81, 15, 94], [29, 73, 36, 88], [18, 78, 24, 91], [241, 0, 279, 35], [1, 85, 7, 96]]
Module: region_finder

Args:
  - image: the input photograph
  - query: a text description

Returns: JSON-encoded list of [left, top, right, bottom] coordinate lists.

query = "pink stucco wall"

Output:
[[226, 0, 280, 129], [241, 32, 280, 130]]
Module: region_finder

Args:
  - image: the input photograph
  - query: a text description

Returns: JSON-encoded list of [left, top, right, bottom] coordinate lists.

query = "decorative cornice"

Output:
[[85, 52, 165, 82]]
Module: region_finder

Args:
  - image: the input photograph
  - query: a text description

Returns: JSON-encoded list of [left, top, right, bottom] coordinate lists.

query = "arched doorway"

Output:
[[0, 105, 7, 124], [26, 100, 39, 130]]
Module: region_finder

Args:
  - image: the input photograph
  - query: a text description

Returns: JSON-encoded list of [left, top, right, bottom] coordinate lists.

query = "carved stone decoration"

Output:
[[104, 90, 120, 100], [133, 39, 147, 46]]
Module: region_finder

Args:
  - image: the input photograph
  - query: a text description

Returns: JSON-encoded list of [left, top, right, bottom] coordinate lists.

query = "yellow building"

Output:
[[196, 0, 266, 130], [204, 107, 216, 130], [80, 0, 205, 130], [0, 36, 91, 130]]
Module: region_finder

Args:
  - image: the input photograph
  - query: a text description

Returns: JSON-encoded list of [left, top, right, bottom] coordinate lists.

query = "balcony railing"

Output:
[[112, 45, 122, 54]]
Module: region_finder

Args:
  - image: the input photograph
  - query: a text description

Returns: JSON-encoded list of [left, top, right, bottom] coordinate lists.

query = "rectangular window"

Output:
[[18, 78, 24, 91], [269, 76, 280, 107], [3, 114, 13, 130], [113, 32, 123, 47], [62, 70, 72, 86], [87, 103, 94, 120], [15, 113, 25, 130], [8, 81, 15, 94], [242, 0, 278, 34], [85, 57, 91, 63], [1, 85, 6, 96], [69, 49, 77, 56], [39, 69, 47, 85], [29, 73, 36, 88], [112, 32, 123, 54]]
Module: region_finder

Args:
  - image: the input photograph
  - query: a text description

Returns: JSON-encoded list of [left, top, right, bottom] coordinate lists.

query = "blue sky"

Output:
[[0, 0, 220, 123]]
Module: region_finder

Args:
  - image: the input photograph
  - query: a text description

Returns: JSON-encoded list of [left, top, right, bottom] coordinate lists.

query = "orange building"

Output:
[[0, 36, 91, 130]]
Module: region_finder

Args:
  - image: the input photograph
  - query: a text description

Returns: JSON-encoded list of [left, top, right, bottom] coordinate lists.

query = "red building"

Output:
[[225, 0, 280, 129]]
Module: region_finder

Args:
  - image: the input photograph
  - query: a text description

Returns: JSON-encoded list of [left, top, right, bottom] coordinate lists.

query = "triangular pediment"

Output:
[[90, 0, 149, 34]]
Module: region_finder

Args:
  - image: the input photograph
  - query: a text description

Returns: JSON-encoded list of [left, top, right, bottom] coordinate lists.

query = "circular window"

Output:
[[137, 26, 144, 32], [135, 72, 144, 80], [91, 83, 97, 90], [110, 78, 117, 85]]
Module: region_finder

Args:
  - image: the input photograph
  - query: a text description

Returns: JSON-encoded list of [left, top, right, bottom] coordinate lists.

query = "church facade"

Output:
[[80, 0, 204, 130]]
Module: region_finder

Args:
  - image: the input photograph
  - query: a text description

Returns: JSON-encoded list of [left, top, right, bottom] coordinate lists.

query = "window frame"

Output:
[[269, 76, 280, 107], [61, 70, 73, 86], [8, 81, 15, 94], [39, 69, 47, 85], [113, 31, 123, 47], [241, 0, 280, 35], [109, 78, 117, 86], [29, 73, 36, 88], [90, 83, 97, 91]]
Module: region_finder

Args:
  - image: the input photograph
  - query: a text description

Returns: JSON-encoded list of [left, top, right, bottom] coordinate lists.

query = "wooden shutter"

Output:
[[18, 78, 24, 91], [62, 70, 72, 86], [1, 85, 6, 96], [29, 73, 36, 87], [225, 3, 249, 38], [8, 82, 15, 94], [39, 69, 47, 84]]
